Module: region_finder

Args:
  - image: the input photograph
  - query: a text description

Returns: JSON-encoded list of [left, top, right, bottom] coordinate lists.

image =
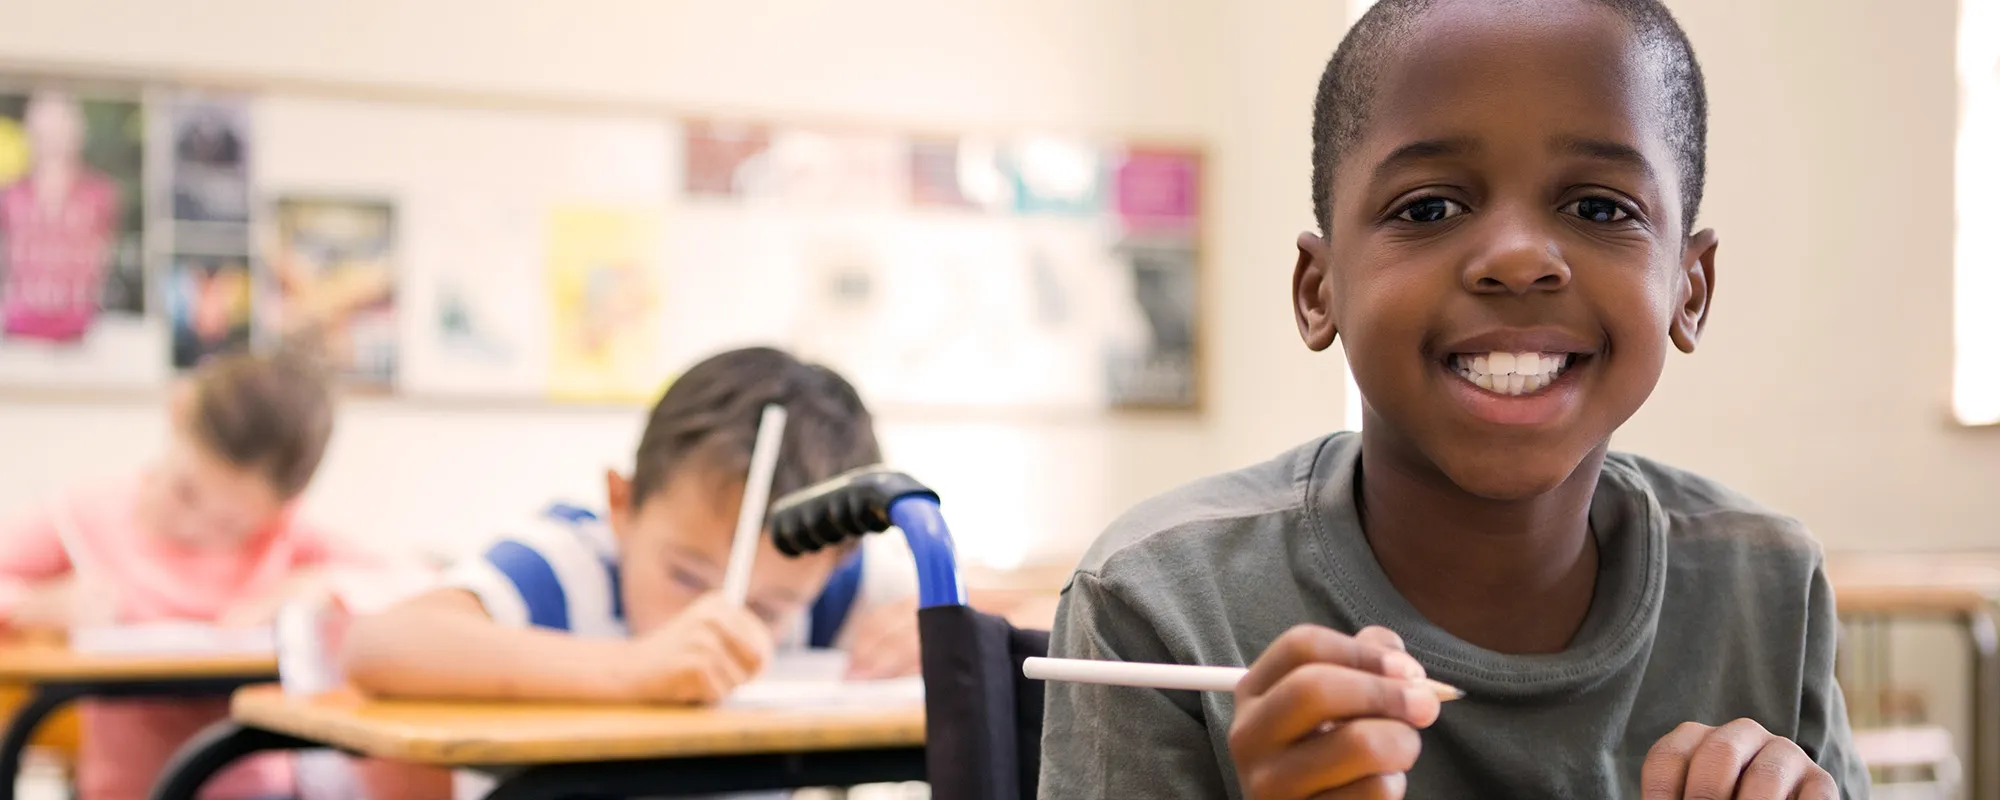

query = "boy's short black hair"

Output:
[[629, 347, 881, 512], [1311, 0, 1708, 235]]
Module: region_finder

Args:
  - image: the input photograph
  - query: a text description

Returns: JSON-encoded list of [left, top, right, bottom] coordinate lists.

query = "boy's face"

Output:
[[142, 425, 288, 551], [1296, 0, 1718, 500], [605, 469, 847, 637]]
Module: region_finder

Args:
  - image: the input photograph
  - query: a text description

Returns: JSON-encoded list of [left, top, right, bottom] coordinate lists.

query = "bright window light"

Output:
[[1956, 0, 2000, 425], [1344, 366, 1365, 431]]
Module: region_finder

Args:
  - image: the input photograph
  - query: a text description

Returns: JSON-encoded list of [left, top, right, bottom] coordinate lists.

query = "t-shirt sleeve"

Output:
[[1038, 570, 1229, 799], [0, 504, 69, 620], [1796, 557, 1870, 798]]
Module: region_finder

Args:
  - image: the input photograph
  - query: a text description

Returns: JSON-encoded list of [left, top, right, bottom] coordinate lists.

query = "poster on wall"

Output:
[[1105, 237, 1198, 408], [763, 129, 905, 209], [399, 196, 547, 399], [908, 137, 1007, 211], [0, 84, 162, 388], [168, 253, 253, 368], [167, 95, 252, 257], [545, 205, 665, 404], [683, 121, 771, 199], [267, 196, 398, 388]]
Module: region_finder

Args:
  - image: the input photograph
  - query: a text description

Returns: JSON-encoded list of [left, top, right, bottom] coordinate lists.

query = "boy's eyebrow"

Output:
[[1371, 137, 1479, 181], [1549, 135, 1655, 179]]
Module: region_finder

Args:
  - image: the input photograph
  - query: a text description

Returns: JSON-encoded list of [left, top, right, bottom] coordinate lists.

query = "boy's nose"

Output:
[[1461, 221, 1571, 295]]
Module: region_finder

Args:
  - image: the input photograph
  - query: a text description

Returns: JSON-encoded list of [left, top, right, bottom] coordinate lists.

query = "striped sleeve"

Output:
[[438, 509, 624, 637]]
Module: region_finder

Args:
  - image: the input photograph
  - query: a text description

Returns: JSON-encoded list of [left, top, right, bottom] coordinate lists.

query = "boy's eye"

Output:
[[1395, 197, 1468, 223], [1562, 197, 1632, 223], [668, 565, 713, 592]]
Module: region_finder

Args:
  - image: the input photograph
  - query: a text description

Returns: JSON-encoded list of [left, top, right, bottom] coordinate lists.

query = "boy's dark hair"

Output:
[[1311, 0, 1708, 235], [629, 347, 881, 512], [186, 351, 336, 498]]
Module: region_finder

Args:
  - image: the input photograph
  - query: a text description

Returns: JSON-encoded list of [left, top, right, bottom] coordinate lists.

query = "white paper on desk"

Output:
[[67, 622, 276, 656], [724, 650, 926, 710]]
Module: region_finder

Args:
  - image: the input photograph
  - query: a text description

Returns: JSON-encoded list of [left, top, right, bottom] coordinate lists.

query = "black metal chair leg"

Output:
[[146, 721, 321, 800], [0, 685, 84, 800]]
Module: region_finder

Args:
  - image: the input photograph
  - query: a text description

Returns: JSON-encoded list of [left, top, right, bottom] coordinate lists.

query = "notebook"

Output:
[[724, 650, 926, 710]]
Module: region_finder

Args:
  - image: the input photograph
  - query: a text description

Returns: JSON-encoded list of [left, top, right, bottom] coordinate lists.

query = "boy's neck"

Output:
[[1354, 429, 1604, 655]]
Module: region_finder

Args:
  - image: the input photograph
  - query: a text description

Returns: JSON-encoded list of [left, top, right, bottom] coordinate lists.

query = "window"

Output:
[[1956, 0, 2000, 425]]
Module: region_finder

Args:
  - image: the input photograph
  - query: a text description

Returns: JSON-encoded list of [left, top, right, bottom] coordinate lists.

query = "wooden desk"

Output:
[[0, 637, 277, 800], [1827, 552, 2000, 800], [150, 685, 928, 800]]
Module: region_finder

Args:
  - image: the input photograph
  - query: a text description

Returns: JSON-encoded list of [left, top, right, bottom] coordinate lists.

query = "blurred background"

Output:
[[0, 0, 1992, 796]]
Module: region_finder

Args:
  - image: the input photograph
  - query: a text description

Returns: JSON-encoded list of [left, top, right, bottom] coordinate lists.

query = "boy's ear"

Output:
[[1669, 228, 1719, 354], [604, 468, 636, 540], [1294, 231, 1339, 351]]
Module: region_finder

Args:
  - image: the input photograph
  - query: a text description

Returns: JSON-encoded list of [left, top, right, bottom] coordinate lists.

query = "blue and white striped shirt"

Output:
[[440, 502, 917, 649]]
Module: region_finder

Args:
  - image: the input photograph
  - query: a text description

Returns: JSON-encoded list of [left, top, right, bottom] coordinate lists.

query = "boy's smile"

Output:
[[1295, 0, 1717, 501]]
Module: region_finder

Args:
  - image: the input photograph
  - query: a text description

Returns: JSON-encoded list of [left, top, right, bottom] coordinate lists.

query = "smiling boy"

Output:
[[1038, 1, 1865, 798]]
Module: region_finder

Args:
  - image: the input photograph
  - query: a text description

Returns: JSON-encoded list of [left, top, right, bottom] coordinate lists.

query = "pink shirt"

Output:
[[0, 171, 120, 342], [0, 479, 367, 800]]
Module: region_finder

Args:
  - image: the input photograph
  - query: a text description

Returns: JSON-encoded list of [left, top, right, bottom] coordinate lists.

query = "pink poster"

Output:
[[1114, 148, 1201, 233]]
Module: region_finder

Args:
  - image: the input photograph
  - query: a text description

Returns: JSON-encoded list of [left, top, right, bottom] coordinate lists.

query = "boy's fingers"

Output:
[[1680, 718, 1772, 800], [1640, 721, 1714, 800], [1730, 737, 1810, 800], [1241, 626, 1396, 697], [1793, 768, 1839, 800], [1230, 664, 1434, 761], [706, 613, 774, 674], [1353, 626, 1406, 653], [1242, 718, 1420, 798]]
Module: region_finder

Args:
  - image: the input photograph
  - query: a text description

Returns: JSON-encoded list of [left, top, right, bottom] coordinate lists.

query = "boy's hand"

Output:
[[8, 577, 80, 631], [843, 598, 921, 680], [621, 592, 775, 705], [1642, 719, 1837, 800], [1229, 625, 1440, 800]]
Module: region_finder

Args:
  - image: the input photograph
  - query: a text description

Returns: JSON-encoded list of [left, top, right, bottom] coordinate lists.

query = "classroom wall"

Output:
[[0, 0, 1990, 560], [0, 0, 1226, 571]]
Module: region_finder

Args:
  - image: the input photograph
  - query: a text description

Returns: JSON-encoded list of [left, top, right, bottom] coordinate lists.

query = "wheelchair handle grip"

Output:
[[767, 467, 965, 608], [768, 468, 938, 556]]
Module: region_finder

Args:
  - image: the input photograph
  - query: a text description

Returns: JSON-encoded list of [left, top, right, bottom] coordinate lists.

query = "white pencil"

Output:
[[1022, 656, 1464, 701], [721, 404, 789, 607]]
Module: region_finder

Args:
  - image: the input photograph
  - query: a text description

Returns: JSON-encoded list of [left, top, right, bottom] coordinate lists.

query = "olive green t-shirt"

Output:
[[1039, 432, 1866, 799]]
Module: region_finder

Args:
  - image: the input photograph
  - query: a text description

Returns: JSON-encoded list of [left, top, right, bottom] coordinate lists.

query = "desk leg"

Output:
[[145, 722, 320, 800], [1968, 608, 1999, 800], [0, 684, 84, 800]]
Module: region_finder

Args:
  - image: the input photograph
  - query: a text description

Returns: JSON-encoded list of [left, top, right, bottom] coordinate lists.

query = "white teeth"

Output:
[[1449, 350, 1575, 396]]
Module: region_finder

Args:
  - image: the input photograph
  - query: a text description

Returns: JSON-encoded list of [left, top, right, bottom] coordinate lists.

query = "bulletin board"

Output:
[[0, 72, 1205, 413]]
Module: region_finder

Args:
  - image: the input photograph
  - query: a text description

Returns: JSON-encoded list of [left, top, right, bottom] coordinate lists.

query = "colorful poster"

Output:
[[1007, 137, 1104, 216], [168, 254, 252, 368], [909, 137, 1007, 211], [763, 129, 905, 208], [0, 88, 147, 343], [683, 121, 770, 198], [1105, 237, 1199, 409], [545, 206, 664, 404], [1114, 147, 1201, 233], [400, 196, 546, 399], [268, 197, 397, 388], [168, 96, 252, 257]]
